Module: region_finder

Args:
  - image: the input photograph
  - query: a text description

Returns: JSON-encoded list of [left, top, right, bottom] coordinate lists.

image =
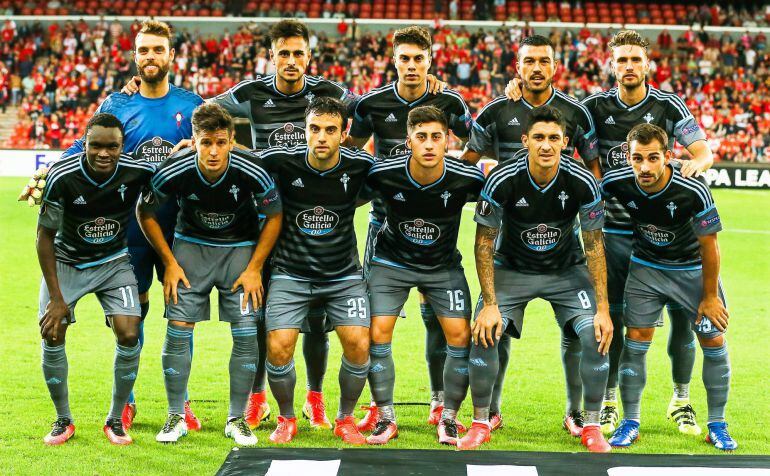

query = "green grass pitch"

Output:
[[0, 177, 768, 475]]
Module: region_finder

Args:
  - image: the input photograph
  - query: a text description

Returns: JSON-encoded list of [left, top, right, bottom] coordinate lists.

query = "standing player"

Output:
[[600, 124, 736, 451], [259, 97, 373, 445], [463, 34, 599, 436], [364, 106, 484, 446], [458, 106, 613, 453], [346, 26, 473, 429], [138, 104, 282, 445], [63, 20, 204, 430], [581, 30, 714, 435], [37, 113, 154, 445]]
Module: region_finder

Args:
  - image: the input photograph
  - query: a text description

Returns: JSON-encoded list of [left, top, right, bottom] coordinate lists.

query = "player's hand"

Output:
[[504, 78, 523, 101], [679, 159, 702, 178], [472, 305, 504, 348], [121, 75, 141, 96], [171, 139, 194, 155], [426, 74, 447, 95], [593, 309, 613, 355], [697, 295, 729, 332], [231, 266, 264, 313], [39, 298, 70, 342], [163, 261, 191, 306], [18, 167, 48, 206]]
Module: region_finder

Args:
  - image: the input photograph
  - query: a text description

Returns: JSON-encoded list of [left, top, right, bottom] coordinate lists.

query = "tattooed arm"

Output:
[[473, 224, 504, 348], [581, 228, 612, 355]]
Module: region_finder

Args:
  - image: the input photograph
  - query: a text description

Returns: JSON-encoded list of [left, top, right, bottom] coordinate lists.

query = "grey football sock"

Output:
[[443, 345, 470, 412], [702, 343, 731, 423], [42, 342, 71, 420], [573, 316, 610, 414], [468, 341, 499, 420], [561, 331, 583, 413], [368, 343, 395, 407], [251, 316, 268, 393], [618, 337, 651, 421], [489, 334, 510, 414], [421, 303, 447, 395], [303, 309, 329, 393], [229, 323, 258, 419], [162, 323, 193, 415], [108, 342, 141, 420], [606, 308, 625, 390], [266, 359, 296, 418], [338, 356, 370, 418], [667, 306, 696, 386]]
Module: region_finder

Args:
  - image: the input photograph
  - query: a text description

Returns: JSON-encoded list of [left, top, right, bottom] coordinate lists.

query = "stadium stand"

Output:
[[1, 10, 770, 161]]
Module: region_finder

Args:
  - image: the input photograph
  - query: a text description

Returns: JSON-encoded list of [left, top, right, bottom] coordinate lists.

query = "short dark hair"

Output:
[[608, 30, 649, 52], [269, 19, 310, 47], [138, 19, 172, 45], [305, 96, 348, 128], [519, 34, 554, 50], [407, 105, 448, 134], [627, 123, 668, 152], [191, 103, 234, 137], [86, 113, 124, 141], [393, 26, 432, 52], [526, 105, 565, 134]]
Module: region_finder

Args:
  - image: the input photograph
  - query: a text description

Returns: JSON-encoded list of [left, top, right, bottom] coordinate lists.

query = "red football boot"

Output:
[[490, 412, 503, 431], [184, 400, 201, 431], [357, 403, 378, 433], [365, 419, 398, 445], [457, 421, 492, 450], [103, 418, 132, 446], [427, 404, 443, 426], [563, 410, 584, 437], [269, 416, 298, 444], [302, 390, 332, 429], [335, 416, 367, 445], [437, 418, 460, 446], [121, 403, 136, 430], [581, 425, 612, 453], [43, 417, 75, 446], [245, 391, 271, 429]]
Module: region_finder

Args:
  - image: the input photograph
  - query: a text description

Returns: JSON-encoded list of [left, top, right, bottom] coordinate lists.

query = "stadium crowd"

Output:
[[1, 16, 770, 162]]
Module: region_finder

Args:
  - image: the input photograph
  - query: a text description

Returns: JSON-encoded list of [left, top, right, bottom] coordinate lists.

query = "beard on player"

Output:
[[138, 58, 170, 85]]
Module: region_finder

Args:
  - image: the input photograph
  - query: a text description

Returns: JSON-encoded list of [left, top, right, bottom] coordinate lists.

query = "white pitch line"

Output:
[[461, 205, 770, 235]]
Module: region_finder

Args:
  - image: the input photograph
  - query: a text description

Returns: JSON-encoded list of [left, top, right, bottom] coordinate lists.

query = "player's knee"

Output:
[[116, 328, 140, 347], [698, 334, 724, 348], [267, 332, 296, 365], [343, 344, 370, 366], [442, 322, 471, 347], [370, 318, 395, 343], [625, 327, 654, 342]]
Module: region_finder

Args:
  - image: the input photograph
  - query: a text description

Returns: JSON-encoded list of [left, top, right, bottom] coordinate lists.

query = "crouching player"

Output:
[[363, 106, 484, 446], [459, 106, 613, 452], [37, 113, 154, 445], [137, 103, 282, 445], [601, 124, 736, 451], [257, 97, 374, 445]]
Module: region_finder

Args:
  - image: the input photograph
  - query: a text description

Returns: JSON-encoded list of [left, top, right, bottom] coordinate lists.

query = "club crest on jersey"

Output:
[[305, 91, 315, 102], [117, 184, 127, 201], [666, 201, 677, 218], [135, 136, 174, 163], [644, 113, 654, 123], [638, 223, 675, 246], [268, 122, 305, 148], [441, 191, 451, 207], [78, 217, 120, 244], [196, 211, 235, 229], [340, 173, 350, 192], [175, 111, 184, 127], [296, 206, 340, 236], [606, 142, 629, 168], [229, 185, 240, 201], [399, 218, 441, 245], [558, 191, 569, 209], [521, 223, 561, 251]]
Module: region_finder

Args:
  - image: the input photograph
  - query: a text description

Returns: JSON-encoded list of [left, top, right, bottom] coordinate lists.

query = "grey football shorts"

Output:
[[368, 262, 471, 319], [362, 219, 383, 280], [265, 276, 370, 332], [474, 264, 597, 338], [604, 231, 633, 313], [165, 239, 260, 323], [624, 260, 726, 339], [38, 256, 141, 324]]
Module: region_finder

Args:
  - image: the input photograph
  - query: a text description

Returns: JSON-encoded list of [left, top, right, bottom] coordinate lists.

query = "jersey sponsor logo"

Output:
[[476, 200, 493, 216], [73, 195, 87, 205], [389, 142, 409, 156], [196, 211, 235, 229], [268, 122, 306, 147], [700, 215, 721, 229], [508, 117, 520, 126], [606, 142, 629, 168], [521, 223, 561, 251], [134, 136, 175, 163], [638, 223, 676, 246], [292, 177, 305, 188], [643, 113, 654, 123], [77, 217, 120, 244], [385, 113, 398, 123], [296, 206, 340, 236], [605, 116, 615, 125], [515, 197, 529, 207], [399, 218, 441, 246], [589, 208, 604, 220], [681, 123, 702, 136]]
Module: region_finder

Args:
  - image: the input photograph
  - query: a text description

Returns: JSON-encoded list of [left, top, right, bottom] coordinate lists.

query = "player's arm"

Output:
[[585, 157, 603, 181], [697, 234, 728, 332], [681, 139, 714, 178], [136, 190, 189, 306], [36, 223, 70, 342], [344, 100, 373, 149], [582, 228, 612, 354], [473, 223, 504, 348]]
